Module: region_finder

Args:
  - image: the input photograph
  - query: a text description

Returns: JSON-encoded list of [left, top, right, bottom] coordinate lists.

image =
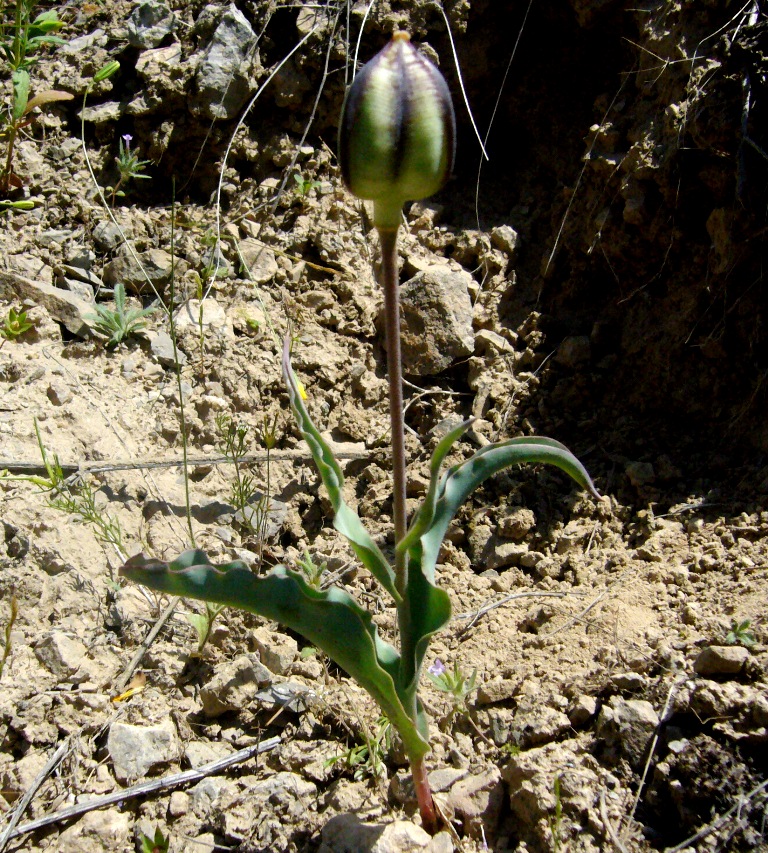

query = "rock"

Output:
[[189, 775, 235, 816], [80, 100, 126, 124], [184, 739, 235, 768], [56, 809, 130, 852], [169, 790, 189, 817], [34, 630, 87, 677], [149, 329, 186, 366], [324, 778, 372, 812], [107, 718, 179, 782], [58, 277, 95, 303], [251, 627, 298, 674], [92, 220, 125, 252], [515, 705, 572, 747], [693, 645, 750, 676], [126, 0, 175, 48], [47, 380, 72, 406], [200, 653, 272, 716], [448, 767, 503, 838], [0, 269, 94, 337], [596, 697, 659, 767], [238, 239, 279, 282], [319, 813, 437, 853], [173, 298, 230, 334], [555, 335, 591, 368], [569, 694, 598, 726], [497, 507, 536, 539], [233, 495, 288, 539], [192, 4, 258, 120], [626, 460, 655, 488], [398, 266, 475, 375], [610, 672, 647, 692], [490, 224, 519, 255], [59, 264, 101, 290], [4, 253, 53, 284], [221, 772, 317, 838], [103, 248, 176, 293], [477, 678, 520, 705]]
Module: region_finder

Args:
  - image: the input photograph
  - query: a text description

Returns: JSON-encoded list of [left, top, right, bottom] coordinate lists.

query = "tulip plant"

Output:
[[120, 33, 599, 834]]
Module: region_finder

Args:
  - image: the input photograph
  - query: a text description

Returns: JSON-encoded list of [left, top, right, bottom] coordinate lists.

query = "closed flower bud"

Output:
[[339, 32, 455, 230]]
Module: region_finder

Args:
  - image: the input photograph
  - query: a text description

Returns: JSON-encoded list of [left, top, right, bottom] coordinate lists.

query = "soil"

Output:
[[1, 1, 767, 852]]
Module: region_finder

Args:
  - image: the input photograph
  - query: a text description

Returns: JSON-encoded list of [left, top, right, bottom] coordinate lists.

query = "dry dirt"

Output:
[[0, 1, 767, 852]]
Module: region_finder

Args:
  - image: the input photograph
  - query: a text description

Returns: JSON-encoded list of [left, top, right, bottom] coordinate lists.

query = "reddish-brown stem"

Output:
[[411, 755, 438, 834], [377, 225, 407, 593]]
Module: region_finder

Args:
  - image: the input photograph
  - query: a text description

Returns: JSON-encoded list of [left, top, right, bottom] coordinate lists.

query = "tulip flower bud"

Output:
[[339, 32, 455, 230]]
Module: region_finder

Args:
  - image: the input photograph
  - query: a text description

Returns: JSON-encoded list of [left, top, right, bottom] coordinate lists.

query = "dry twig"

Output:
[[1, 737, 280, 844]]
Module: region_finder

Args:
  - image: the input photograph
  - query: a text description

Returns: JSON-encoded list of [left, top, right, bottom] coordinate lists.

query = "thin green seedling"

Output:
[[215, 413, 280, 566], [293, 171, 321, 197], [82, 72, 197, 544], [548, 774, 563, 853], [296, 550, 327, 589], [216, 414, 258, 519], [86, 281, 158, 349], [1, 420, 125, 554], [185, 601, 226, 656], [105, 132, 151, 207], [0, 305, 34, 347], [119, 33, 600, 834], [139, 826, 169, 853], [725, 618, 756, 647], [1, 0, 71, 192], [0, 590, 18, 681], [325, 715, 392, 782]]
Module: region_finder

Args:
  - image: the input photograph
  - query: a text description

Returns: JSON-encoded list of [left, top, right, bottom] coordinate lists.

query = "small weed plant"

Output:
[[1, 421, 124, 553], [86, 281, 158, 349], [120, 33, 599, 833], [293, 171, 321, 197], [139, 826, 169, 853], [325, 716, 392, 782], [0, 305, 34, 346], [0, 0, 71, 193], [427, 657, 478, 725], [725, 618, 756, 647], [106, 133, 151, 206]]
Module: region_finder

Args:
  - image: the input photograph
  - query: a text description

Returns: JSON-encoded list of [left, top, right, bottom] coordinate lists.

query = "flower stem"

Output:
[[411, 755, 438, 834], [378, 225, 408, 593]]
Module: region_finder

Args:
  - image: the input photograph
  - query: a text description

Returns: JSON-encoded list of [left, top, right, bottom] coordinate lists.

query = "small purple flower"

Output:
[[121, 133, 132, 150], [427, 658, 445, 677]]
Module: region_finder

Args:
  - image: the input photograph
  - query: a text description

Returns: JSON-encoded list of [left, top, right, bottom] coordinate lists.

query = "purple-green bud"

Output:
[[339, 32, 455, 230]]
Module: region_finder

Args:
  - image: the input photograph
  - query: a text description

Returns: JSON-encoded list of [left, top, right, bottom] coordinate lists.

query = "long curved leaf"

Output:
[[420, 436, 599, 582], [282, 338, 399, 603], [120, 550, 429, 760]]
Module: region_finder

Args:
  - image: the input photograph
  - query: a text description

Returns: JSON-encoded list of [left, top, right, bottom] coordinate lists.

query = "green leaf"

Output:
[[419, 436, 599, 587], [12, 69, 30, 120], [281, 338, 400, 604], [398, 432, 598, 702], [120, 551, 429, 760]]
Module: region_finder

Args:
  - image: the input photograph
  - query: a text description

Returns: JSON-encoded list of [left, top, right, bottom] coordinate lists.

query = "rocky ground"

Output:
[[0, 1, 767, 851]]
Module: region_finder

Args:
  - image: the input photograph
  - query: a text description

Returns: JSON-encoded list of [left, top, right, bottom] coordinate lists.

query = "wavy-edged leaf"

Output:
[[120, 550, 429, 760], [282, 338, 399, 603]]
